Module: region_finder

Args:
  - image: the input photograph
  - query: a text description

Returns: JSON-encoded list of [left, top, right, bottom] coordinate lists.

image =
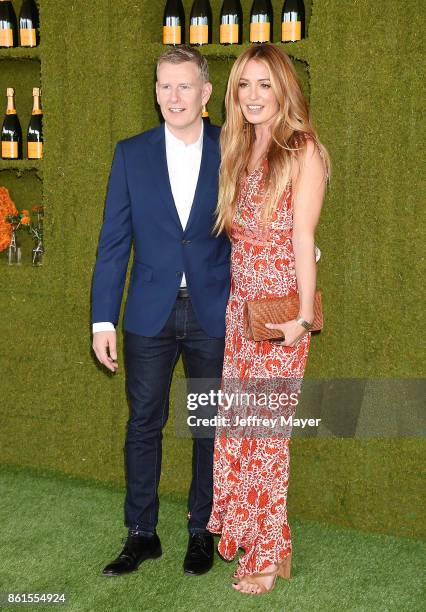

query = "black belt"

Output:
[[177, 287, 189, 299]]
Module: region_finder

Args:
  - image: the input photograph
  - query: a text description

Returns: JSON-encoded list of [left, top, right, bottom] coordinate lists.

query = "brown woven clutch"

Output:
[[243, 290, 323, 341]]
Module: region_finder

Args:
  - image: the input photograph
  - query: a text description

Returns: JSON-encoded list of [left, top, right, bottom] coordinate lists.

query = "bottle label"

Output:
[[190, 24, 208, 45], [220, 23, 239, 44], [28, 142, 43, 159], [163, 25, 181, 45], [0, 28, 13, 47], [1, 141, 18, 159], [282, 21, 301, 42], [20, 28, 37, 47], [250, 22, 270, 43]]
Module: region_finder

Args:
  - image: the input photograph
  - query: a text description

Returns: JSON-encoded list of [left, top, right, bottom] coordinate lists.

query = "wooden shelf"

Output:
[[0, 46, 41, 60], [0, 159, 43, 176], [145, 40, 310, 62]]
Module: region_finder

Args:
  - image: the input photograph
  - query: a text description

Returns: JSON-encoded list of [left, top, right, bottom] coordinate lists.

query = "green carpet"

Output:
[[0, 467, 424, 612]]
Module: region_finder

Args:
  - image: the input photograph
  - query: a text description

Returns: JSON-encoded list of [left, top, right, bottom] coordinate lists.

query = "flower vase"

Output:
[[32, 239, 44, 266], [7, 230, 22, 265]]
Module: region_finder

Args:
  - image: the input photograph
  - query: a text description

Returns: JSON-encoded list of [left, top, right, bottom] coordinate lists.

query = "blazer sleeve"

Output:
[[91, 141, 133, 326]]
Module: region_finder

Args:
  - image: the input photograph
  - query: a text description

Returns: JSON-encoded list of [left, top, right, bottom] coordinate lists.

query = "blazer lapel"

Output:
[[185, 125, 219, 233], [147, 124, 183, 230]]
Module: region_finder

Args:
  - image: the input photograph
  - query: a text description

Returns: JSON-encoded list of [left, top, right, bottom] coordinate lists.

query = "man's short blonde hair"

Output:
[[156, 45, 209, 82]]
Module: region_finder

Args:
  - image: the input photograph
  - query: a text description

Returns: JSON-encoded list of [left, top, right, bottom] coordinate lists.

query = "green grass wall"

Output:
[[0, 0, 424, 538]]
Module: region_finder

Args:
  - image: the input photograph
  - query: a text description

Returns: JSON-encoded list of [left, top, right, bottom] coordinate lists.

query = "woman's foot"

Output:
[[233, 563, 278, 594], [232, 554, 291, 595]]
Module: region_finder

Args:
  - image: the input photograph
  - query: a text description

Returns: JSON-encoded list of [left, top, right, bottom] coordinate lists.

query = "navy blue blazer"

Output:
[[91, 122, 231, 337]]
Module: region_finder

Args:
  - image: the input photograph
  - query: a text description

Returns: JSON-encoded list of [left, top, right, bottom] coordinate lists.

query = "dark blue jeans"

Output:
[[123, 296, 225, 535]]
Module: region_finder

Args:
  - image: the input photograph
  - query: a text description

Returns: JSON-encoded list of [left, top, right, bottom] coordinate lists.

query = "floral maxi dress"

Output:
[[207, 160, 311, 578]]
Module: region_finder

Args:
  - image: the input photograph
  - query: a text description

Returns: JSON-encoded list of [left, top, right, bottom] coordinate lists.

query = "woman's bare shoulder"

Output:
[[290, 134, 325, 184]]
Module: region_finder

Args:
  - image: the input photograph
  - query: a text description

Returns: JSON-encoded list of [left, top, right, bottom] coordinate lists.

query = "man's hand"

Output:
[[92, 331, 118, 372]]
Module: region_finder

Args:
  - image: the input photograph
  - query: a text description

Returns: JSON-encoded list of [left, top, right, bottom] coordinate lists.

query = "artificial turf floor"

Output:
[[0, 467, 424, 612]]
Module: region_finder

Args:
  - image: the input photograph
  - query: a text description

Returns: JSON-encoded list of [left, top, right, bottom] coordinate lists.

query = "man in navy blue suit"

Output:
[[91, 47, 230, 577]]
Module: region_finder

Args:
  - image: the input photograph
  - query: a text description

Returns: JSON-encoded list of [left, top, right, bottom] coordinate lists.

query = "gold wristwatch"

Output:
[[296, 316, 314, 331]]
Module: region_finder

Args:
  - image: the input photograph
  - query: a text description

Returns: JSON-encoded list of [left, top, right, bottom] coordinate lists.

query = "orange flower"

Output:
[[21, 216, 31, 225], [0, 226, 12, 251], [21, 209, 30, 216], [0, 186, 18, 252]]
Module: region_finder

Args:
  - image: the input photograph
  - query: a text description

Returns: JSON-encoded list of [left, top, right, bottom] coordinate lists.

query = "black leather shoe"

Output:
[[183, 533, 214, 576], [102, 533, 162, 576]]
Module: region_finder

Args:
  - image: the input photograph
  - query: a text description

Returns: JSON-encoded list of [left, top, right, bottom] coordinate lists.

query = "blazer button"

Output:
[[182, 240, 191, 245]]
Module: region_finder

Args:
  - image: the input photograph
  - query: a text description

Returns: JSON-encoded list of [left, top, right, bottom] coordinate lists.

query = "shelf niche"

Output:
[[0, 168, 43, 267], [0, 58, 41, 145]]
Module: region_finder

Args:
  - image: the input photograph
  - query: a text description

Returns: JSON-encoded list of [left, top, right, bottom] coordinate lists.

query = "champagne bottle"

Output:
[[281, 0, 305, 42], [19, 0, 39, 47], [27, 87, 43, 159], [1, 88, 22, 160], [0, 0, 18, 48], [190, 0, 212, 46], [219, 0, 242, 45], [163, 0, 185, 45], [250, 0, 273, 43]]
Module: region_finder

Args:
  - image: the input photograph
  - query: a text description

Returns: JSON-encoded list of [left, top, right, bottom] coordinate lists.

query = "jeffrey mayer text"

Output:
[[187, 415, 322, 428]]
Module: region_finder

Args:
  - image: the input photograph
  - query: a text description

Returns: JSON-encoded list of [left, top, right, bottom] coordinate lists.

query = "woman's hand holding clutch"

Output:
[[265, 319, 309, 347]]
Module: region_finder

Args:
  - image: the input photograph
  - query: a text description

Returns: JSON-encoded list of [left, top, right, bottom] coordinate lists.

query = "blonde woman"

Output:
[[207, 44, 330, 595]]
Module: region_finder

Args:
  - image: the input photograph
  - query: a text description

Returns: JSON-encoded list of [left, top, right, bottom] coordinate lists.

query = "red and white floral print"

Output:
[[207, 161, 311, 578]]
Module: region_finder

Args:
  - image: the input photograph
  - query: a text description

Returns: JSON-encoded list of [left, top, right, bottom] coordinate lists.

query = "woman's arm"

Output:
[[292, 138, 327, 323], [265, 138, 327, 346]]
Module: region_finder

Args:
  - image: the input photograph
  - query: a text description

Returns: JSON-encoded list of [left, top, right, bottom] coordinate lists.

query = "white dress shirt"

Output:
[[93, 121, 204, 334]]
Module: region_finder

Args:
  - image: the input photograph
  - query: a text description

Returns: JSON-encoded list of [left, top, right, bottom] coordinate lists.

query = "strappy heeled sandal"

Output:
[[232, 552, 292, 595]]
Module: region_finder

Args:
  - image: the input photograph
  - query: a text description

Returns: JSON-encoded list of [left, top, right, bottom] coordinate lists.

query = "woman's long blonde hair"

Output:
[[214, 44, 331, 235]]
